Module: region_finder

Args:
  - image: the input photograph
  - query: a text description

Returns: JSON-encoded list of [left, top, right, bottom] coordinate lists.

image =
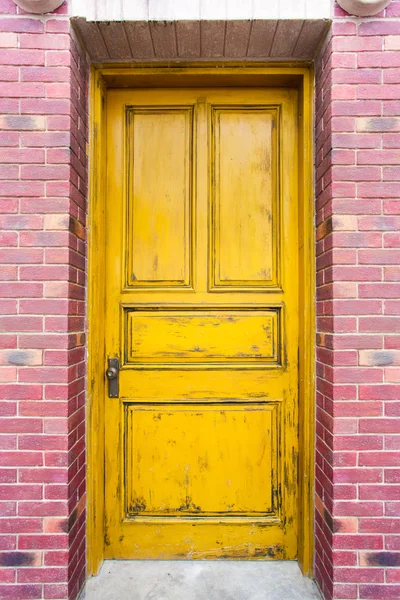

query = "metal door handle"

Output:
[[106, 358, 120, 398]]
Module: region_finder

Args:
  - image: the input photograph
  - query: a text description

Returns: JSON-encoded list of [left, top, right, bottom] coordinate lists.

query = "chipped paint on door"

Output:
[[104, 87, 299, 559]]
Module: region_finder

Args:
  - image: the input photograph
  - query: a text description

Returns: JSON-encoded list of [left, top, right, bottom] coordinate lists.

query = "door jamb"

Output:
[[87, 63, 315, 578]]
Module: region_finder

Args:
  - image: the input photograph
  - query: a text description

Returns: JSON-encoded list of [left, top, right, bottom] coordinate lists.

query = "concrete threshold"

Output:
[[81, 560, 322, 600]]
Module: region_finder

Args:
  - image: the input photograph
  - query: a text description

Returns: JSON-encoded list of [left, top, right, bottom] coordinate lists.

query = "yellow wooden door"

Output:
[[104, 87, 299, 560]]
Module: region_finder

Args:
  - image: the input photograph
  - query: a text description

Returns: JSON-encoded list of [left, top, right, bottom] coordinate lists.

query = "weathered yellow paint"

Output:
[[86, 66, 107, 576], [297, 66, 316, 576], [87, 64, 315, 576], [104, 87, 299, 560]]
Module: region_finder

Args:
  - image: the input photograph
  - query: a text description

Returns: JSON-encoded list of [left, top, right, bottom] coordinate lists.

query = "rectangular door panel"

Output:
[[125, 106, 194, 289], [211, 106, 279, 290], [125, 402, 279, 517], [125, 308, 281, 367]]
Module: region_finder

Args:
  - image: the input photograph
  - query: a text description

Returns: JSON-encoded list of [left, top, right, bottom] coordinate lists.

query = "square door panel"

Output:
[[125, 402, 280, 518]]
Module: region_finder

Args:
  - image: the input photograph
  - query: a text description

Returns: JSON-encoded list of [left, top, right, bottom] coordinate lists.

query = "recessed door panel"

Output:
[[125, 308, 280, 367], [126, 107, 194, 289], [211, 107, 279, 290], [125, 402, 279, 517]]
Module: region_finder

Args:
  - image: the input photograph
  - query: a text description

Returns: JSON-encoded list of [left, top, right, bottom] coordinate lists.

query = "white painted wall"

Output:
[[70, 0, 332, 21]]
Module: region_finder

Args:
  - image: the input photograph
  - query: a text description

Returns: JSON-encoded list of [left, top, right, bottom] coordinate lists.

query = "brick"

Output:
[[360, 584, 400, 598], [21, 165, 69, 180], [361, 520, 400, 534], [385, 503, 400, 517], [0, 438, 16, 451], [0, 82, 45, 98], [0, 131, 18, 146], [0, 0, 17, 14], [361, 21, 400, 35], [0, 585, 43, 598], [19, 268, 69, 283], [0, 97, 19, 114], [334, 334, 383, 349], [0, 149, 44, 164], [358, 248, 400, 265], [0, 215, 43, 230], [46, 82, 70, 99], [0, 518, 42, 534], [0, 567, 15, 582], [387, 2, 400, 16], [358, 150, 400, 165], [334, 402, 382, 417], [20, 231, 69, 247], [360, 350, 400, 366], [335, 466, 384, 484], [0, 18, 43, 34], [386, 535, 400, 547], [0, 32, 17, 48], [386, 35, 400, 49], [359, 183, 400, 198], [46, 20, 70, 34], [334, 502, 384, 516], [18, 567, 68, 583], [21, 66, 70, 82], [20, 99, 70, 116], [359, 216, 400, 230], [0, 536, 16, 551], [333, 535, 384, 550], [332, 69, 382, 85], [359, 84, 400, 100], [359, 50, 400, 67], [360, 284, 400, 298], [0, 317, 42, 333], [19, 469, 67, 484], [18, 535, 68, 550], [18, 502, 67, 517], [0, 266, 17, 281], [331, 266, 382, 281], [333, 368, 383, 384], [0, 551, 41, 567], [0, 65, 19, 81], [20, 33, 69, 50], [0, 165, 17, 180], [332, 101, 381, 117], [20, 132, 69, 147], [0, 115, 45, 132], [0, 48, 44, 66], [0, 248, 43, 264], [360, 484, 400, 498], [332, 133, 381, 149], [357, 117, 400, 132], [333, 37, 383, 52], [334, 567, 384, 583], [0, 282, 42, 298], [360, 552, 400, 567]]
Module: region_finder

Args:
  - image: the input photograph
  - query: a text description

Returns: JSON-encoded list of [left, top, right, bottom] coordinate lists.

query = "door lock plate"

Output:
[[106, 358, 120, 398]]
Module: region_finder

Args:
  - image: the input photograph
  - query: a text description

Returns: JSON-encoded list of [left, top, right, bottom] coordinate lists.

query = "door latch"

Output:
[[106, 358, 120, 398]]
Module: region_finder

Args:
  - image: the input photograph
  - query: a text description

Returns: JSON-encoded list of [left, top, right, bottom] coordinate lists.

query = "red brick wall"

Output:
[[0, 1, 88, 598], [315, 2, 400, 599]]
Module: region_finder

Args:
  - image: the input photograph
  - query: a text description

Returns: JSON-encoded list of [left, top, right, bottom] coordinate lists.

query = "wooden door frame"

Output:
[[87, 63, 315, 578]]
